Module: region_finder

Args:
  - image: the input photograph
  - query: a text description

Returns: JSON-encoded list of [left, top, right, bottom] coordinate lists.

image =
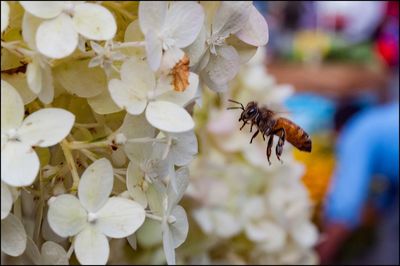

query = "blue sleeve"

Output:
[[325, 103, 399, 228], [325, 116, 374, 229]]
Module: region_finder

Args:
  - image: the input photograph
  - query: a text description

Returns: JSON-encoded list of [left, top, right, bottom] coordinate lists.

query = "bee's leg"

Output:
[[266, 134, 274, 165], [250, 130, 259, 144], [274, 128, 286, 162], [250, 122, 254, 133], [240, 121, 247, 130]]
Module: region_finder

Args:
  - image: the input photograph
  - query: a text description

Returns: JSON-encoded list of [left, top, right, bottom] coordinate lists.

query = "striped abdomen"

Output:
[[273, 118, 312, 152]]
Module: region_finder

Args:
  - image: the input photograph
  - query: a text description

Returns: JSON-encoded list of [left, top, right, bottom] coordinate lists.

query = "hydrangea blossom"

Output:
[[19, 1, 117, 58], [108, 58, 196, 132], [0, 2, 289, 265], [1, 80, 75, 187], [47, 158, 145, 264], [1, 213, 27, 256], [139, 1, 204, 71], [193, 1, 268, 91]]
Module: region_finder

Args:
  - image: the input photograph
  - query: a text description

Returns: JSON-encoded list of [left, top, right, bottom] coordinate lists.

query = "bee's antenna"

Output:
[[228, 99, 244, 110]]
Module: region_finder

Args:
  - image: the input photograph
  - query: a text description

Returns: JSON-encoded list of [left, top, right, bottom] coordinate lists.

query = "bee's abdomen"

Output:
[[274, 118, 312, 152]]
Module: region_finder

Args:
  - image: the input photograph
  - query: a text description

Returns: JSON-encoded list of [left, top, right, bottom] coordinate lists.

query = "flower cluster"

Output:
[[181, 47, 319, 264], [1, 1, 268, 265]]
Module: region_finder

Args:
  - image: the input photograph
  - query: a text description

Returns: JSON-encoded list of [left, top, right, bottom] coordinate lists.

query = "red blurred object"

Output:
[[376, 38, 399, 67]]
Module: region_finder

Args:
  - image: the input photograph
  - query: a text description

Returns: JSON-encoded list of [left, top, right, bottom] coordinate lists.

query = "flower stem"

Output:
[[60, 140, 80, 193], [145, 213, 163, 222], [68, 139, 110, 150], [126, 137, 167, 144], [74, 122, 101, 128], [114, 41, 146, 49]]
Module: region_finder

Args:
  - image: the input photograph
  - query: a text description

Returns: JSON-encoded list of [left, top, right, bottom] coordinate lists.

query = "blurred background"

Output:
[[182, 1, 399, 265], [258, 1, 399, 264]]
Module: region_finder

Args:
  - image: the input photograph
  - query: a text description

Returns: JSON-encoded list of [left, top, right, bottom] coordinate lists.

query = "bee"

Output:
[[227, 99, 312, 164]]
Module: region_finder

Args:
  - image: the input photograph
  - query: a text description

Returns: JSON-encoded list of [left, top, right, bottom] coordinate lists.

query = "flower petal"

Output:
[[145, 29, 163, 71], [26, 59, 42, 94], [78, 158, 114, 213], [146, 101, 194, 133], [36, 13, 78, 59], [1, 141, 40, 187], [235, 5, 269, 46], [126, 233, 137, 250], [22, 237, 41, 265], [1, 72, 37, 105], [41, 241, 69, 265], [74, 226, 109, 265], [205, 45, 240, 85], [157, 72, 199, 107], [167, 167, 189, 212], [18, 108, 75, 147], [146, 184, 165, 216], [164, 2, 204, 48], [1, 182, 12, 219], [96, 197, 146, 238], [139, 1, 167, 34], [1, 1, 10, 33], [1, 213, 27, 256], [245, 221, 286, 249], [168, 131, 198, 166], [170, 205, 188, 248], [22, 12, 42, 50], [120, 113, 156, 139], [162, 222, 175, 265], [87, 89, 122, 115], [53, 58, 107, 98], [72, 3, 116, 40], [290, 220, 318, 248], [47, 194, 87, 237], [184, 26, 206, 67], [226, 35, 258, 64], [1, 80, 24, 132], [123, 20, 146, 58], [212, 1, 252, 37], [37, 64, 54, 104], [136, 219, 163, 248], [108, 79, 147, 115], [19, 1, 64, 19], [41, 213, 66, 243], [121, 58, 155, 91]]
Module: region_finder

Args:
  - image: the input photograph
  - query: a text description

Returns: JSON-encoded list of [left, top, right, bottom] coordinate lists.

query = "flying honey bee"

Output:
[[227, 99, 312, 164]]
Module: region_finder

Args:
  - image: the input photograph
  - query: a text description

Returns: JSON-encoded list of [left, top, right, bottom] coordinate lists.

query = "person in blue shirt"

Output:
[[317, 102, 399, 264]]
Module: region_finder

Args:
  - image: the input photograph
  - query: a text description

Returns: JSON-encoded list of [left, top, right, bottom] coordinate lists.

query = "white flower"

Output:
[[88, 41, 126, 77], [18, 238, 69, 265], [146, 101, 194, 133], [108, 58, 195, 133], [160, 167, 190, 265], [1, 213, 27, 256], [194, 2, 268, 91], [165, 131, 198, 167], [20, 1, 117, 58], [139, 1, 204, 71], [1, 1, 10, 33], [53, 57, 108, 98], [1, 182, 12, 220], [193, 208, 242, 238], [47, 158, 146, 265], [1, 80, 75, 187], [20, 12, 54, 104]]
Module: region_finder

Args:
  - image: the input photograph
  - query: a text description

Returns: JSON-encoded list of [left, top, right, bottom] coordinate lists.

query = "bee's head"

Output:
[[227, 99, 258, 122], [242, 101, 258, 121]]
